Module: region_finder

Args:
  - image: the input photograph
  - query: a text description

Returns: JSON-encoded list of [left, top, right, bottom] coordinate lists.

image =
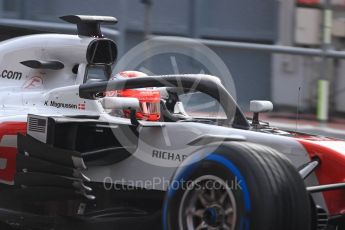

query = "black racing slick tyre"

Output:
[[162, 142, 311, 230]]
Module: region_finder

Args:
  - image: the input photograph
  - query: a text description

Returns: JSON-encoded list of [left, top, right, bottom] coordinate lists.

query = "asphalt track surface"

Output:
[[265, 113, 345, 140]]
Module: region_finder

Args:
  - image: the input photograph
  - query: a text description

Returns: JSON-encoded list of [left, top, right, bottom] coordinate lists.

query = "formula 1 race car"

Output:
[[0, 15, 344, 230]]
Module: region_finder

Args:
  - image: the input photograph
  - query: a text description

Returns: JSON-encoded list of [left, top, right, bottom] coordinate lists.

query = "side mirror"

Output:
[[250, 100, 273, 125]]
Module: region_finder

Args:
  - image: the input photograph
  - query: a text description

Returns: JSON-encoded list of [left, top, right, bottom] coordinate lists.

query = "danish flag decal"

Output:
[[78, 103, 86, 110]]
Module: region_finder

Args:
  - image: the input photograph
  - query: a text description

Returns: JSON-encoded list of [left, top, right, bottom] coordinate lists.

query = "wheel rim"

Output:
[[178, 175, 237, 230]]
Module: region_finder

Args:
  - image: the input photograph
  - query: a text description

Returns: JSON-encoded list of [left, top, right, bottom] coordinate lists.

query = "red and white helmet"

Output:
[[107, 71, 161, 121]]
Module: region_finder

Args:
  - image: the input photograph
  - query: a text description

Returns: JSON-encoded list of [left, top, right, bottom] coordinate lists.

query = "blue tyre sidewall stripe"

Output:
[[163, 153, 252, 230]]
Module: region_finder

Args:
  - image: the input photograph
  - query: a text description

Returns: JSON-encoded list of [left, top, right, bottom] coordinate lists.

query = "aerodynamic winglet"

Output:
[[21, 60, 64, 70], [60, 15, 118, 37]]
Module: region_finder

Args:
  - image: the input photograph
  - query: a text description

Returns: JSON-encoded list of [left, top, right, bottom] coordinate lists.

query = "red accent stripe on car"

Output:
[[298, 139, 345, 215], [0, 122, 27, 183]]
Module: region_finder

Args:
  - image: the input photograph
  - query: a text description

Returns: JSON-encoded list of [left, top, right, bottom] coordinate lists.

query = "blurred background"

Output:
[[0, 0, 345, 138]]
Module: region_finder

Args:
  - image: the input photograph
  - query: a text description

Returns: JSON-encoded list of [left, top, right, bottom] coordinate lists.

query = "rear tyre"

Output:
[[163, 142, 311, 230]]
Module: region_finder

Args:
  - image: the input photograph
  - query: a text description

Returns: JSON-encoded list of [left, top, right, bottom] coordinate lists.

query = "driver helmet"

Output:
[[110, 71, 161, 121]]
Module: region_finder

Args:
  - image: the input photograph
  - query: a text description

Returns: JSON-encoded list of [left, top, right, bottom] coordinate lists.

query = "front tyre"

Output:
[[163, 142, 311, 230]]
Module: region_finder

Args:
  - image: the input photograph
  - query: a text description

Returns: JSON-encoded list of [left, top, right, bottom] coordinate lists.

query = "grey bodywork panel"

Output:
[[86, 121, 310, 187]]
